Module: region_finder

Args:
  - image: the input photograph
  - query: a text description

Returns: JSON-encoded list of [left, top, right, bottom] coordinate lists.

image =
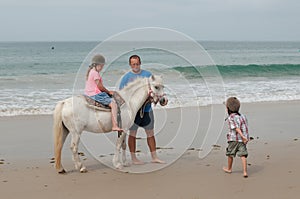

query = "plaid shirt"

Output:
[[227, 113, 249, 142]]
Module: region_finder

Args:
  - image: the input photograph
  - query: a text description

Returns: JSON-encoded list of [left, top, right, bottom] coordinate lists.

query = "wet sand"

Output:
[[0, 101, 299, 199]]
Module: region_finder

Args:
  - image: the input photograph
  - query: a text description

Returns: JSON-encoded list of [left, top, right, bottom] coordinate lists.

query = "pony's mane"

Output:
[[121, 77, 147, 92]]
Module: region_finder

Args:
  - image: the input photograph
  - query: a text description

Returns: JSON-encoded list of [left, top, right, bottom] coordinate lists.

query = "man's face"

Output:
[[129, 58, 141, 73]]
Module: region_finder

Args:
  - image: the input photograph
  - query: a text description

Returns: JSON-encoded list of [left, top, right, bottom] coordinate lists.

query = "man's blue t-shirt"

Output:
[[119, 70, 152, 112]]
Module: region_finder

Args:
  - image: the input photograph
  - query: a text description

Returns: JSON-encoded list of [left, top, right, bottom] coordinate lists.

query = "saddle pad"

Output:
[[86, 104, 111, 112], [83, 95, 111, 110]]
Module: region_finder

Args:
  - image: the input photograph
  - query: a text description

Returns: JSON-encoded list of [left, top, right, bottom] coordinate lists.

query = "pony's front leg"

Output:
[[113, 132, 126, 169], [121, 132, 129, 167], [70, 132, 87, 173]]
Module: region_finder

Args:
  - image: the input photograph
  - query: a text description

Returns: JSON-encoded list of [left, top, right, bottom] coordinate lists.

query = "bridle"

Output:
[[147, 78, 166, 105], [139, 78, 167, 118]]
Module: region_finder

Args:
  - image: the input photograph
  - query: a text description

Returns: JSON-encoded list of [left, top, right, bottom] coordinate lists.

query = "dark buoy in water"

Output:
[[51, 46, 55, 50]]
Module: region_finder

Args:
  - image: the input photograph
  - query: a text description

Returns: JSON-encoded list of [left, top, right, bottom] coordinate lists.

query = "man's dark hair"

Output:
[[129, 55, 141, 64]]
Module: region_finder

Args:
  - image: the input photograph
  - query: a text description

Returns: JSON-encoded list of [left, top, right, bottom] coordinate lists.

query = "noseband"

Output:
[[147, 79, 165, 105], [139, 79, 166, 118]]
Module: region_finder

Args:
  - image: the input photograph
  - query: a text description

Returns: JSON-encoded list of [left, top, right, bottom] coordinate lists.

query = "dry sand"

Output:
[[0, 101, 299, 199]]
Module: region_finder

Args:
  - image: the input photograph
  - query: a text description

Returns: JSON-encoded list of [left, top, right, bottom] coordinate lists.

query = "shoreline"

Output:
[[1, 99, 300, 118], [1, 100, 299, 198]]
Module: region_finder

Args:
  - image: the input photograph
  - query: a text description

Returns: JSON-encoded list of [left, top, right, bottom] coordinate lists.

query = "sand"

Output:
[[0, 101, 299, 199]]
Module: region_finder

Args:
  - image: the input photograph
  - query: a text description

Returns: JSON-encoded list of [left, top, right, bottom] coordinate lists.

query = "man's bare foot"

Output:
[[151, 158, 166, 164], [132, 159, 145, 165], [223, 167, 232, 174]]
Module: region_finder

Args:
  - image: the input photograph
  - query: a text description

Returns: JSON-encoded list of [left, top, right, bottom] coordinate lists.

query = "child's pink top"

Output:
[[84, 68, 102, 96]]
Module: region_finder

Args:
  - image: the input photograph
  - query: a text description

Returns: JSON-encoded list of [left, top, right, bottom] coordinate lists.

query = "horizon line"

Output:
[[1, 39, 300, 43]]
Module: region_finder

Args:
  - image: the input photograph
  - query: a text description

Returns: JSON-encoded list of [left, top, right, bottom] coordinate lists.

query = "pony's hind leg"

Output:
[[53, 100, 69, 174], [70, 132, 87, 173], [55, 129, 69, 174]]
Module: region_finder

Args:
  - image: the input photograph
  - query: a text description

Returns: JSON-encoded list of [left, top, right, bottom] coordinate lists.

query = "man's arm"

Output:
[[119, 75, 128, 90]]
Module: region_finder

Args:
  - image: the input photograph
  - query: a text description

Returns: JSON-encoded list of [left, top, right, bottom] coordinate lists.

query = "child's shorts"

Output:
[[226, 141, 248, 158], [90, 92, 112, 105]]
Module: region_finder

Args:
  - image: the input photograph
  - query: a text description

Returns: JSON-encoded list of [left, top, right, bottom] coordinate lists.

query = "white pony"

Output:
[[53, 75, 167, 173]]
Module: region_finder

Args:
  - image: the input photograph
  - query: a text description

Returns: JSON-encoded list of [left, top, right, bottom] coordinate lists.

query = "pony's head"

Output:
[[148, 75, 168, 106]]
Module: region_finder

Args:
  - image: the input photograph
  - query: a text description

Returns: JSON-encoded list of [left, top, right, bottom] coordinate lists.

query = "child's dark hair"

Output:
[[226, 97, 241, 115]]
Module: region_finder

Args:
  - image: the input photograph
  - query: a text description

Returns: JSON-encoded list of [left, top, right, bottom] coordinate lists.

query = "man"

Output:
[[119, 55, 165, 165]]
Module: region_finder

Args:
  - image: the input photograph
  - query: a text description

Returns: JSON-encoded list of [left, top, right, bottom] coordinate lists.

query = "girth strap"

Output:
[[113, 92, 124, 137]]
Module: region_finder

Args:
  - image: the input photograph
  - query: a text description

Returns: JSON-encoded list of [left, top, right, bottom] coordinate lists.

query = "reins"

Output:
[[139, 98, 151, 118]]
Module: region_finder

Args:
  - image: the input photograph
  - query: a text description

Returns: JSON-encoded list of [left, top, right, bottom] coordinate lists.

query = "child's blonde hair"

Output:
[[86, 64, 95, 80]]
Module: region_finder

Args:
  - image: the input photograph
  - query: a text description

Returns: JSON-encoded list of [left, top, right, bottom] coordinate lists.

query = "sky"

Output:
[[0, 0, 300, 41]]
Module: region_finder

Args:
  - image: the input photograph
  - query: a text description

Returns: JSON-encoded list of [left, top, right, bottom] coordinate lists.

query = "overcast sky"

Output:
[[0, 0, 299, 41]]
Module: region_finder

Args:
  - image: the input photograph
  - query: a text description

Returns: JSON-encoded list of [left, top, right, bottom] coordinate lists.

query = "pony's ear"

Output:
[[151, 75, 155, 81]]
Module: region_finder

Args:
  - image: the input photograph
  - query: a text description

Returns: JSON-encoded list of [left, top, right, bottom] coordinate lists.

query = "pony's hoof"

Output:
[[58, 169, 66, 174], [114, 163, 123, 170], [123, 161, 130, 167], [80, 167, 88, 173]]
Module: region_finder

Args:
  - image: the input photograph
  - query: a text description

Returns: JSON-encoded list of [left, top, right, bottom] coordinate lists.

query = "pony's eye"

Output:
[[154, 86, 159, 90]]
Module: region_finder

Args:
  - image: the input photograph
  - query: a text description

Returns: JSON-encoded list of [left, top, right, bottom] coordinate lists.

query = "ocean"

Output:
[[1, 41, 300, 116]]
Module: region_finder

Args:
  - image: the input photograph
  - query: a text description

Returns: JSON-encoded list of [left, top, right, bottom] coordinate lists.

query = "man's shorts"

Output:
[[129, 111, 154, 131], [226, 141, 248, 158]]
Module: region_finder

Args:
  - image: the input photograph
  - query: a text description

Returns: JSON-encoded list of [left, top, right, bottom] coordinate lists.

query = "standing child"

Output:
[[223, 97, 249, 178], [84, 54, 123, 132]]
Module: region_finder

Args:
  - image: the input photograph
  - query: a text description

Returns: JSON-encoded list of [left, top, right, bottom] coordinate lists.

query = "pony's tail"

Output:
[[53, 100, 69, 173]]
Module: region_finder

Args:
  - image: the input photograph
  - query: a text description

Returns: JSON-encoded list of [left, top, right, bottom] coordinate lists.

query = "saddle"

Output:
[[83, 92, 125, 112]]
